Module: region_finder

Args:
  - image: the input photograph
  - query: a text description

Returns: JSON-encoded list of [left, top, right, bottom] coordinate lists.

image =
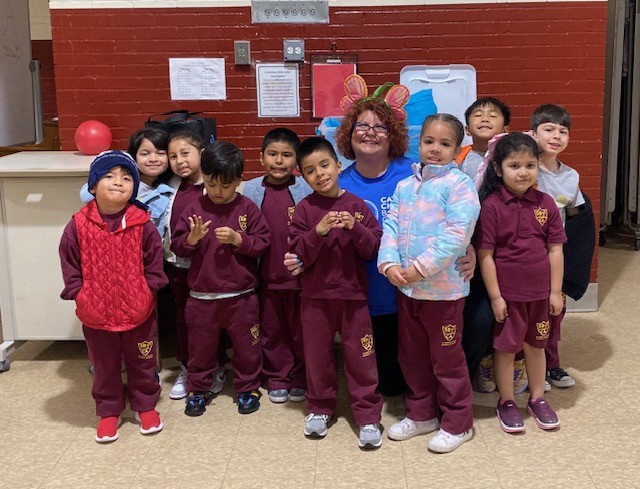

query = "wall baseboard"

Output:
[[566, 283, 598, 313]]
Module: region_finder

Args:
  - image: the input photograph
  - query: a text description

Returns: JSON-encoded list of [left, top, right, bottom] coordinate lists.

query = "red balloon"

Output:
[[74, 120, 112, 155]]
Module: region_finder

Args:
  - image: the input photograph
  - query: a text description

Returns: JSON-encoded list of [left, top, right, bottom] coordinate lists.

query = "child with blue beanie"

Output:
[[59, 151, 168, 443]]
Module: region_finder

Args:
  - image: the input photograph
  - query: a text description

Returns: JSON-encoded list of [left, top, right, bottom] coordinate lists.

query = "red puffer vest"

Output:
[[74, 200, 154, 332]]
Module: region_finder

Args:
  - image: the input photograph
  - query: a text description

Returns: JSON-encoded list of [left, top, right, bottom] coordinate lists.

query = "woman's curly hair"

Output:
[[335, 98, 409, 161]]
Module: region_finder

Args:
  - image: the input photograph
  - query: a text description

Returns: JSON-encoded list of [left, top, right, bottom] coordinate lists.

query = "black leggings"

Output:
[[371, 313, 407, 396], [461, 273, 495, 381]]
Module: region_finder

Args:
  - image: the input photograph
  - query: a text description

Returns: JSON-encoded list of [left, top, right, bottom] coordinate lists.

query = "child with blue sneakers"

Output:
[[171, 141, 270, 416], [242, 128, 312, 403]]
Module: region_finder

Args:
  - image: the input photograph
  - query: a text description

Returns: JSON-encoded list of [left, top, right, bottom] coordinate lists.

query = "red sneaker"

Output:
[[96, 416, 120, 443], [135, 410, 164, 435]]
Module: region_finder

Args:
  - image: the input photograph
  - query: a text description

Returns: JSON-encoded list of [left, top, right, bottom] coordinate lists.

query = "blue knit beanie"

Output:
[[88, 150, 142, 207]]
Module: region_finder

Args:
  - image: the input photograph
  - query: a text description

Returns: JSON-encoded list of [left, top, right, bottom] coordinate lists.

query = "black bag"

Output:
[[145, 110, 216, 144]]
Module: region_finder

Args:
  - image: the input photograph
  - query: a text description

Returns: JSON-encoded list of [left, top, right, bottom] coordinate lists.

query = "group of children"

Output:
[[59, 95, 585, 452]]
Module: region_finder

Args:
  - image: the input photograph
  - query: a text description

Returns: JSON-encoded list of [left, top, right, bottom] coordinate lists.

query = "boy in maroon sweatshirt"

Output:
[[289, 137, 384, 450], [59, 151, 168, 443], [171, 141, 270, 416]]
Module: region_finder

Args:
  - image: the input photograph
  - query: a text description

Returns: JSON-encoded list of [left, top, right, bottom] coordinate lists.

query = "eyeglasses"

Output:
[[353, 122, 390, 135]]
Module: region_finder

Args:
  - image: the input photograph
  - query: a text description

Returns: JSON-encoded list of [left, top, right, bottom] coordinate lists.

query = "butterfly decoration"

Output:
[[339, 74, 410, 122]]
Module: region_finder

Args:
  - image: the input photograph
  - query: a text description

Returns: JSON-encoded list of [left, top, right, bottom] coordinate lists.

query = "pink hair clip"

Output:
[[339, 74, 410, 122]]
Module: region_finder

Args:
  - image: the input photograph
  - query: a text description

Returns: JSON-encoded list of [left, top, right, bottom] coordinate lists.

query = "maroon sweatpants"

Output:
[[166, 263, 190, 366], [259, 288, 306, 391], [545, 307, 565, 370], [185, 293, 262, 393], [301, 298, 382, 426], [397, 294, 473, 435], [84, 313, 160, 417]]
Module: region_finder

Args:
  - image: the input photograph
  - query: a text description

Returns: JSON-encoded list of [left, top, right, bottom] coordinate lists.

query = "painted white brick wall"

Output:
[[29, 0, 52, 40]]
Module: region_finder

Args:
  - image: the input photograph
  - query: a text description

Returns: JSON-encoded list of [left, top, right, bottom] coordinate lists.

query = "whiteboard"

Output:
[[0, 0, 35, 146]]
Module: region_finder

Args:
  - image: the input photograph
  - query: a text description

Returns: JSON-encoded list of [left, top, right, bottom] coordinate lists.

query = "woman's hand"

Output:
[[456, 245, 476, 282], [284, 252, 304, 276]]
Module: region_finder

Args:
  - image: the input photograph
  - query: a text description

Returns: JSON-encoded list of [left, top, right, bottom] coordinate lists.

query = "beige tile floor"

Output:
[[1, 229, 639, 488]]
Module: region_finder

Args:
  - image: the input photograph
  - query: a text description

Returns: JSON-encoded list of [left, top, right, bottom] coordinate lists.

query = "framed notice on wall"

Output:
[[256, 63, 300, 118], [311, 56, 357, 118]]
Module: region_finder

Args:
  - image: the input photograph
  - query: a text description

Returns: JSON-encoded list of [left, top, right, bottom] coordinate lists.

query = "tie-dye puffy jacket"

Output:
[[378, 161, 480, 301]]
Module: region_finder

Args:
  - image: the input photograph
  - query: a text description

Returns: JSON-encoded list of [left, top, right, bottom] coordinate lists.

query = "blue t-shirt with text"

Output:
[[339, 155, 413, 315]]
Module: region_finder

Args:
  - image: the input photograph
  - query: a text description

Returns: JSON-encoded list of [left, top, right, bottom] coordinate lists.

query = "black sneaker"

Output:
[[546, 367, 575, 388], [184, 391, 214, 417], [237, 390, 261, 414]]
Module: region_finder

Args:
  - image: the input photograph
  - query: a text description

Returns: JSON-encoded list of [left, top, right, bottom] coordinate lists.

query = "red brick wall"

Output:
[[31, 40, 58, 121], [51, 3, 605, 278]]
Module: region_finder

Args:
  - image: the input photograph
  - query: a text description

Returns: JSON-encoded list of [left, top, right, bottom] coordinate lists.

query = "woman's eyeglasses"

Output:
[[353, 122, 390, 135]]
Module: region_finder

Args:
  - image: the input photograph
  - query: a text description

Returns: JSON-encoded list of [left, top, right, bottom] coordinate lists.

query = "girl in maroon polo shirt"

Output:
[[475, 133, 566, 434]]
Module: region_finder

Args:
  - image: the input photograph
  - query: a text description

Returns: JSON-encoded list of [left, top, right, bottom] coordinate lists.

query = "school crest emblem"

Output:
[[250, 323, 260, 345], [441, 324, 457, 346], [288, 206, 295, 222], [536, 320, 550, 340], [534, 207, 548, 226], [361, 333, 374, 357], [354, 211, 364, 222], [138, 341, 153, 359], [238, 214, 248, 231]]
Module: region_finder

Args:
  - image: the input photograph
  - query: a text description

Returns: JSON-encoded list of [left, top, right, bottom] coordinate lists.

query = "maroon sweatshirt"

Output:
[[171, 194, 271, 294], [260, 179, 300, 289], [288, 191, 381, 300], [169, 181, 205, 237], [59, 207, 168, 300]]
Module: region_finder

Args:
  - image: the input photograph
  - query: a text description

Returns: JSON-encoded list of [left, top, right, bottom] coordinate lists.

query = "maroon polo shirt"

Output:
[[475, 186, 566, 302], [260, 178, 299, 290]]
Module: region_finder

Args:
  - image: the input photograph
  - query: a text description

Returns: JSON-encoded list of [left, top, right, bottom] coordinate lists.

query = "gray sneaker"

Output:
[[358, 423, 382, 450], [304, 413, 330, 438], [288, 388, 306, 402], [211, 367, 226, 394], [268, 388, 289, 403]]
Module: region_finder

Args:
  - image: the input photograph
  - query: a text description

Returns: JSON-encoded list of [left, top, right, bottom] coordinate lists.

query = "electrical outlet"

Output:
[[284, 39, 305, 62], [234, 41, 251, 65]]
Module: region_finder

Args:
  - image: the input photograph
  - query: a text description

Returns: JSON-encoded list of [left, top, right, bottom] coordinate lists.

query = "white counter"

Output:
[[0, 152, 94, 359]]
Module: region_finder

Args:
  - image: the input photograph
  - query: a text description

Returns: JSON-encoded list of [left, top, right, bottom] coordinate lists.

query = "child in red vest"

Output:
[[59, 151, 168, 443]]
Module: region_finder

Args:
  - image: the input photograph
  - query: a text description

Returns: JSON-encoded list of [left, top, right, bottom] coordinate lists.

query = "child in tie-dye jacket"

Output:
[[378, 114, 480, 454]]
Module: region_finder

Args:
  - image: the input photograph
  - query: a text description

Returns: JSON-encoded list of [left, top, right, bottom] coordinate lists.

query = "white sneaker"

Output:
[[387, 417, 439, 441], [427, 428, 473, 453], [169, 366, 188, 400], [304, 413, 330, 438], [211, 367, 226, 394], [544, 380, 552, 392]]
